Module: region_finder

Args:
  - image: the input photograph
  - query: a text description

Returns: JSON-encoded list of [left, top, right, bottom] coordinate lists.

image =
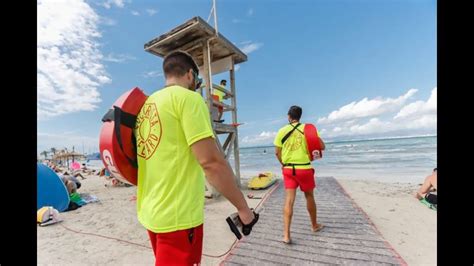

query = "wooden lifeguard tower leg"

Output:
[[202, 39, 220, 198]]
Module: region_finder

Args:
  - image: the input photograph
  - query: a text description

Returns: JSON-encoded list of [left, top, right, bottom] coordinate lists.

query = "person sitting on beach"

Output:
[[97, 167, 131, 187], [414, 168, 437, 205], [60, 174, 82, 190], [59, 176, 77, 195], [80, 163, 94, 175], [81, 163, 88, 171]]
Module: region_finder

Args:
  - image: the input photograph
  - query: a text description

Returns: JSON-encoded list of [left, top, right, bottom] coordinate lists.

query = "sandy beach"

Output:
[[38, 173, 436, 265], [337, 179, 437, 266]]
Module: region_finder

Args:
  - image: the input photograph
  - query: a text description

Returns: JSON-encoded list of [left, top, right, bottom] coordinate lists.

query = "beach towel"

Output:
[[79, 193, 100, 204], [420, 198, 437, 211], [70, 192, 87, 206]]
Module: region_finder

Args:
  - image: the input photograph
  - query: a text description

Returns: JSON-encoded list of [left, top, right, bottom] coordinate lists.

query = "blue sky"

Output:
[[37, 0, 436, 154]]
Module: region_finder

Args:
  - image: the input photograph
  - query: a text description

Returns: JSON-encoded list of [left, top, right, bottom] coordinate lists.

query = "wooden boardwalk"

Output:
[[222, 177, 406, 265]]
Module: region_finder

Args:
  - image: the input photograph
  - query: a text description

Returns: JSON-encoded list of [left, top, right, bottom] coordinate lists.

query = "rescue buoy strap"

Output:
[[100, 106, 139, 169]]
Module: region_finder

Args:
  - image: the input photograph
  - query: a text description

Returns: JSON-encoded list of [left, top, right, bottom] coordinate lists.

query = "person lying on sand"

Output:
[[63, 170, 87, 180]]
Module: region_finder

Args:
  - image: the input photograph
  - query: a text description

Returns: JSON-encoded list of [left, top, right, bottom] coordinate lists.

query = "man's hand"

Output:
[[312, 150, 322, 160]]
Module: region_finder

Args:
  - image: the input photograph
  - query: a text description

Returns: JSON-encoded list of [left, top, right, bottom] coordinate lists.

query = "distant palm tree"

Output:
[[50, 147, 57, 163], [40, 150, 48, 159]]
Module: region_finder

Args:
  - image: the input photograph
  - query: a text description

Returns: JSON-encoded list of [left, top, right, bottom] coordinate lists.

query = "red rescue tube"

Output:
[[99, 87, 148, 185], [304, 123, 323, 161]]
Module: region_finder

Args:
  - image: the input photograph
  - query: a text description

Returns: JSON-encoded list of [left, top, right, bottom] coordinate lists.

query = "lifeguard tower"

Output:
[[144, 16, 247, 197]]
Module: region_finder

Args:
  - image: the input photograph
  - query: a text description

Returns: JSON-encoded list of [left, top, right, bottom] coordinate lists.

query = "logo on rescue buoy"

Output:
[[312, 150, 321, 160], [102, 149, 124, 179]]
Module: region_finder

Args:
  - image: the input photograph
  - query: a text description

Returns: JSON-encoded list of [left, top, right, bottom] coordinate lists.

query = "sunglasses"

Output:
[[192, 70, 203, 90]]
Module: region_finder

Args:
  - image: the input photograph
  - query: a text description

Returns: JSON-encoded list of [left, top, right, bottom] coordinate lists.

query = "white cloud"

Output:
[[99, 17, 117, 26], [131, 10, 140, 16], [241, 131, 277, 145], [235, 65, 241, 71], [240, 42, 263, 54], [146, 8, 157, 16], [101, 0, 125, 9], [348, 118, 394, 135], [143, 71, 163, 78], [404, 114, 437, 130], [247, 8, 254, 16], [315, 87, 437, 139], [103, 53, 137, 62], [318, 89, 417, 124], [394, 87, 437, 119], [38, 0, 111, 120]]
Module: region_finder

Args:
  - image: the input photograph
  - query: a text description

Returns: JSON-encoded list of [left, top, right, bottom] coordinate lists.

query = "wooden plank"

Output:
[[212, 83, 233, 97], [213, 123, 237, 134], [144, 16, 247, 65], [211, 100, 234, 111], [202, 39, 220, 199], [168, 37, 205, 56], [223, 177, 405, 265], [230, 57, 241, 187], [202, 40, 213, 113], [144, 18, 201, 53], [225, 134, 235, 159], [223, 133, 233, 151], [199, 55, 233, 76]]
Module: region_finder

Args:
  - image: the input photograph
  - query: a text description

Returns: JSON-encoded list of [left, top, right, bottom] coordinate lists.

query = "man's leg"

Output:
[[283, 189, 297, 243], [297, 168, 323, 232], [217, 106, 224, 122], [303, 190, 323, 231], [218, 106, 223, 120]]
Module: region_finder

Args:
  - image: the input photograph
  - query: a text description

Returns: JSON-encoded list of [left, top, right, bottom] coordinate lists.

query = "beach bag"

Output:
[[37, 206, 63, 226]]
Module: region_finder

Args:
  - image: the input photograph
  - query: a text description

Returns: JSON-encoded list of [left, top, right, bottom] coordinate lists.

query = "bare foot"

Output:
[[282, 238, 291, 244], [414, 192, 422, 200], [312, 224, 324, 232]]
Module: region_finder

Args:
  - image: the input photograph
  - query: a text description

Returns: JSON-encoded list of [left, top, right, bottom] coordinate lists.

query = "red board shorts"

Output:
[[212, 95, 224, 113], [147, 224, 203, 266], [282, 168, 316, 192]]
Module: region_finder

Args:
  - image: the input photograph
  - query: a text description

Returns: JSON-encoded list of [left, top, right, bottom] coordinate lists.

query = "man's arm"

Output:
[[275, 146, 283, 166], [191, 137, 255, 224]]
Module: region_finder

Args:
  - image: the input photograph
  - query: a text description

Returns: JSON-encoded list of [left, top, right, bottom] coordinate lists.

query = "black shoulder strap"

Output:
[[101, 106, 138, 168], [281, 123, 301, 145]]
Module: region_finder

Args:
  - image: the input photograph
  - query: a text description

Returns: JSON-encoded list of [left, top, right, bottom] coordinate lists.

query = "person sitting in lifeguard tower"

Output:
[[212, 79, 228, 123]]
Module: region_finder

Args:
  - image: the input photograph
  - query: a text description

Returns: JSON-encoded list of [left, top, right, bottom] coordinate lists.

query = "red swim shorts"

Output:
[[282, 168, 316, 192], [147, 224, 203, 265]]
